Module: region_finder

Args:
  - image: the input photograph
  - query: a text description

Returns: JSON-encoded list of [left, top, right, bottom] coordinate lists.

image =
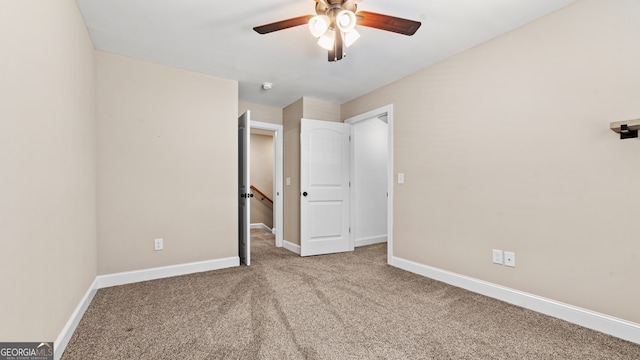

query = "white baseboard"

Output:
[[54, 278, 99, 360], [392, 256, 640, 345], [250, 223, 273, 233], [282, 240, 300, 255], [95, 257, 239, 289], [55, 256, 239, 359], [355, 234, 387, 247]]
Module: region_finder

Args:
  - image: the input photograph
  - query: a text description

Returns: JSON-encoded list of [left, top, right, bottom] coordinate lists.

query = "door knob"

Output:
[[302, 192, 308, 197]]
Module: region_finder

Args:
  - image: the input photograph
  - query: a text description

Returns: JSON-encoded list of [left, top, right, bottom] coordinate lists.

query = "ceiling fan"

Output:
[[253, 0, 421, 62]]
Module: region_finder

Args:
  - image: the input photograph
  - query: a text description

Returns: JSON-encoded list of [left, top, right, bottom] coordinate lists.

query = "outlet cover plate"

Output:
[[154, 238, 163, 251], [492, 249, 503, 265], [504, 251, 515, 267]]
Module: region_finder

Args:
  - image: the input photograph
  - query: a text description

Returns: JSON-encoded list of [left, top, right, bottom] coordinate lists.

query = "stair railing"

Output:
[[250, 185, 273, 205]]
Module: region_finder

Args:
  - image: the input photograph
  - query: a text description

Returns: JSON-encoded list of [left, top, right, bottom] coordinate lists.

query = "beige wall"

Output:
[[239, 101, 282, 124], [0, 0, 97, 341], [283, 97, 341, 245], [342, 0, 640, 323], [304, 97, 341, 122], [96, 51, 238, 274], [250, 133, 274, 228], [283, 99, 304, 244]]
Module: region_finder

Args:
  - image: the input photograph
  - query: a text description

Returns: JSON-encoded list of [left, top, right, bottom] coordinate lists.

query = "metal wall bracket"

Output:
[[610, 118, 640, 140], [620, 124, 638, 139]]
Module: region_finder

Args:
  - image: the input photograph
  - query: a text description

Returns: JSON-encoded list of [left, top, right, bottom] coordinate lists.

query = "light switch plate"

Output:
[[492, 249, 503, 265], [398, 173, 405, 184]]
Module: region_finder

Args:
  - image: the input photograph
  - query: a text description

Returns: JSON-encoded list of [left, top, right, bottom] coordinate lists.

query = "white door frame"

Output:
[[250, 120, 284, 248], [345, 104, 394, 265]]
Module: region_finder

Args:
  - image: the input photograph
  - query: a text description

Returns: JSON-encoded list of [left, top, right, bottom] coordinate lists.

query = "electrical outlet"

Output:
[[154, 238, 163, 251], [492, 249, 504, 265], [504, 251, 515, 267]]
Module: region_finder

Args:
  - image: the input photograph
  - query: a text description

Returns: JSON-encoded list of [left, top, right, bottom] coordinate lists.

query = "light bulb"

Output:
[[336, 10, 356, 33], [308, 15, 330, 37], [317, 29, 335, 50], [344, 29, 360, 47]]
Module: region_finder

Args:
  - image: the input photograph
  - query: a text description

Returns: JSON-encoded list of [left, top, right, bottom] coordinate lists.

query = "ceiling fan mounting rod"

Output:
[[316, 0, 356, 16]]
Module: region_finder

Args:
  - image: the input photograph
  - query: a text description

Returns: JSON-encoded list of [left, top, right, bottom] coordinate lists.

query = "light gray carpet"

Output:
[[62, 229, 640, 359]]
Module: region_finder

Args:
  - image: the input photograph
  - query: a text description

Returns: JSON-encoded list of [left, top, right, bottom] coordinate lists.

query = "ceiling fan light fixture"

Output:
[[336, 10, 356, 33], [308, 15, 330, 37], [317, 29, 335, 50], [344, 29, 360, 47], [253, 3, 422, 63]]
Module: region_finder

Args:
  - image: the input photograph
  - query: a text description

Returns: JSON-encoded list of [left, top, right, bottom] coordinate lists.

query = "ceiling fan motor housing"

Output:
[[315, 0, 357, 18]]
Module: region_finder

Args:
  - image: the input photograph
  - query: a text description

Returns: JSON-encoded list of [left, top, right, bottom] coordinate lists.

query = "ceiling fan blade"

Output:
[[356, 11, 421, 36], [253, 15, 314, 34]]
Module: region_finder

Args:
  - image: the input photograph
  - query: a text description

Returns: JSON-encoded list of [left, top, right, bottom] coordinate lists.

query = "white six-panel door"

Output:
[[300, 119, 352, 256]]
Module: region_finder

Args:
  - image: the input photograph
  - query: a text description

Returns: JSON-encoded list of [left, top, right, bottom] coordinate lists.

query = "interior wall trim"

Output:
[[95, 257, 240, 289], [354, 234, 387, 247], [392, 256, 640, 345], [54, 278, 99, 360], [250, 223, 273, 233], [54, 256, 239, 359], [282, 240, 301, 255]]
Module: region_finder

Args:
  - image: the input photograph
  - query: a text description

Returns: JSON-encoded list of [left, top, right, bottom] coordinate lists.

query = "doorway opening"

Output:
[[345, 105, 394, 264], [238, 115, 284, 266], [249, 128, 275, 232], [298, 105, 393, 262], [250, 121, 283, 249]]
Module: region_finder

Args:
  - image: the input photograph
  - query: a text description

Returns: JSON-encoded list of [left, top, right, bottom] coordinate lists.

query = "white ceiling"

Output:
[[77, 0, 577, 108]]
